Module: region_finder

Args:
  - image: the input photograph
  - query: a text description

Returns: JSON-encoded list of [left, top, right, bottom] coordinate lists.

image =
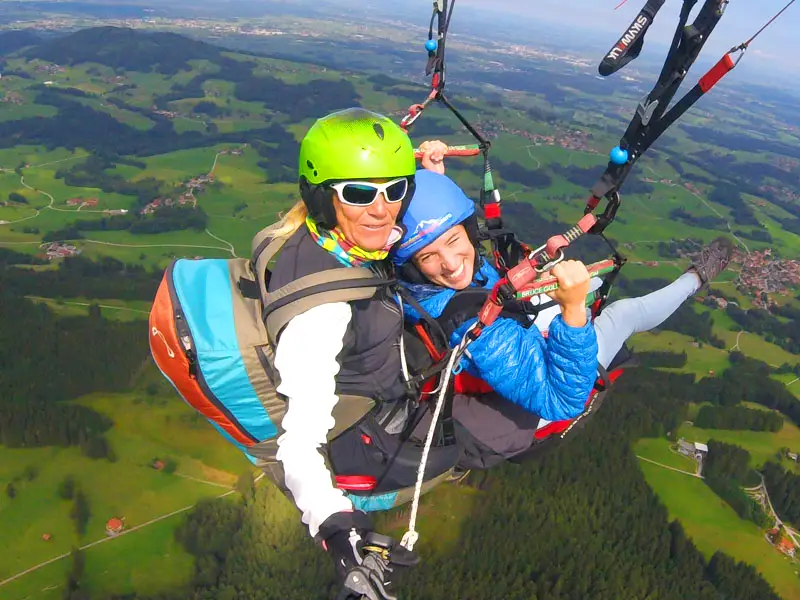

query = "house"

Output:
[[677, 438, 707, 460], [776, 536, 797, 558], [42, 533, 52, 541], [43, 242, 80, 260], [106, 517, 125, 537], [787, 452, 798, 463], [677, 439, 695, 457], [152, 459, 165, 471]]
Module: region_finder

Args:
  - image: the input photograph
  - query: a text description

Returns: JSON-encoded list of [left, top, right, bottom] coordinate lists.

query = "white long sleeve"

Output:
[[273, 302, 355, 539]]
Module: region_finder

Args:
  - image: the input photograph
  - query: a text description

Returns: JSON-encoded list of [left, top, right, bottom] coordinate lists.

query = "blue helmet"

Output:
[[393, 169, 476, 265]]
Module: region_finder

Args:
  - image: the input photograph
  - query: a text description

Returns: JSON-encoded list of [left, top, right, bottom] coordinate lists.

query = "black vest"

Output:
[[267, 227, 407, 403]]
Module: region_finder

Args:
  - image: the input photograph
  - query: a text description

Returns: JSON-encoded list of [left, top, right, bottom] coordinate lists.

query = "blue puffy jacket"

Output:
[[401, 258, 599, 422]]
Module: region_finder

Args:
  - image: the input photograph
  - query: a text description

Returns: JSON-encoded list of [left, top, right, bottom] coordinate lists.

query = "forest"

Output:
[[703, 440, 769, 526], [695, 405, 784, 432], [0, 286, 148, 404], [0, 251, 161, 300], [689, 352, 800, 426], [0, 252, 155, 422], [0, 259, 150, 461], [762, 462, 800, 527]]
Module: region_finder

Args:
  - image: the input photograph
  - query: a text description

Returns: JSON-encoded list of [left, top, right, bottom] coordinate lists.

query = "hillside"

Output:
[[25, 26, 223, 75], [0, 24, 799, 600], [0, 29, 40, 54]]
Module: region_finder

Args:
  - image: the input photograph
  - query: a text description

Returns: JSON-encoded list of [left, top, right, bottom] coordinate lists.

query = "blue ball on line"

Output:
[[425, 39, 438, 52], [610, 146, 629, 165]]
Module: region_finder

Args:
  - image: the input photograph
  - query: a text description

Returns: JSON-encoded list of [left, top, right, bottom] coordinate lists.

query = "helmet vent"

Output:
[[306, 160, 315, 169], [372, 122, 385, 140]]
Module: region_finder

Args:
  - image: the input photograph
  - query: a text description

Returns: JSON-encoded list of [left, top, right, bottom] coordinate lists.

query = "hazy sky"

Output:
[[454, 0, 797, 66]]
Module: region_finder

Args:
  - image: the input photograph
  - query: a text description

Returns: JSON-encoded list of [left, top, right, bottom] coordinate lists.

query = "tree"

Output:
[[58, 475, 76, 500], [63, 547, 88, 600], [23, 464, 39, 481], [87, 303, 102, 320], [70, 490, 91, 537], [8, 192, 28, 204], [6, 482, 16, 499], [80, 435, 113, 460], [236, 470, 255, 502]]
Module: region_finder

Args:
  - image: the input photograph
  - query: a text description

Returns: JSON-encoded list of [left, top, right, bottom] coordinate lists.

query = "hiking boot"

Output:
[[687, 236, 735, 291]]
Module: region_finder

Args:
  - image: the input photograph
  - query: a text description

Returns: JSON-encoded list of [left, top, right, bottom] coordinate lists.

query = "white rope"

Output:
[[396, 292, 411, 384], [400, 330, 473, 551]]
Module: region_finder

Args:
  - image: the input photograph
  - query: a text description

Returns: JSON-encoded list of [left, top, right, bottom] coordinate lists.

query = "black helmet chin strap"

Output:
[[299, 176, 337, 229]]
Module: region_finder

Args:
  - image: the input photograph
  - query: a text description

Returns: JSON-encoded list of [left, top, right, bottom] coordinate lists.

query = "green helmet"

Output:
[[298, 107, 416, 228]]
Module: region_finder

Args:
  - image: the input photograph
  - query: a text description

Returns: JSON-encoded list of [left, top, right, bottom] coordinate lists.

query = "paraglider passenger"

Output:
[[394, 142, 734, 465]]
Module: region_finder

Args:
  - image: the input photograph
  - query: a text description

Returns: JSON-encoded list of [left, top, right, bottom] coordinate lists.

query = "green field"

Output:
[[635, 438, 701, 472], [628, 329, 733, 378], [24, 297, 153, 322], [1, 510, 196, 600], [639, 461, 800, 600], [0, 371, 253, 595]]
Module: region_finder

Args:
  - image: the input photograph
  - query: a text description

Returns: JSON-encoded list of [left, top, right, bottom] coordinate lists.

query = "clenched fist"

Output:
[[546, 259, 591, 327], [418, 139, 448, 175]]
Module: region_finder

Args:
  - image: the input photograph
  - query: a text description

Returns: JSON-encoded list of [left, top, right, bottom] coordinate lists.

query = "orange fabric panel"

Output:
[[148, 273, 255, 446]]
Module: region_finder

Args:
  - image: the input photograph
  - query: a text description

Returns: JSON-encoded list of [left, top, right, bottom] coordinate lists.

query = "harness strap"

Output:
[[250, 228, 394, 345]]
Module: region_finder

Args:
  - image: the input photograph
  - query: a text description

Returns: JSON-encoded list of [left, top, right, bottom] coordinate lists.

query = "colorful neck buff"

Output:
[[306, 217, 402, 267]]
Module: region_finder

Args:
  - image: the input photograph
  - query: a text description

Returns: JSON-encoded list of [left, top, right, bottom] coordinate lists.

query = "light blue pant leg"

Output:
[[593, 272, 700, 369]]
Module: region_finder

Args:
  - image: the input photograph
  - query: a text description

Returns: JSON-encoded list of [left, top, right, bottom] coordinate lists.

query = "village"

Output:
[[733, 248, 800, 309], [479, 119, 597, 154], [140, 146, 245, 215]]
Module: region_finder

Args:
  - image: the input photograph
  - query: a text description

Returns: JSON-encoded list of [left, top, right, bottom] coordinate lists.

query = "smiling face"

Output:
[[412, 224, 476, 290], [332, 184, 402, 251]]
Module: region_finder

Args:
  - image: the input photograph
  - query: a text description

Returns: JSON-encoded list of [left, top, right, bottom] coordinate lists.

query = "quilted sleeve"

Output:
[[453, 314, 599, 421]]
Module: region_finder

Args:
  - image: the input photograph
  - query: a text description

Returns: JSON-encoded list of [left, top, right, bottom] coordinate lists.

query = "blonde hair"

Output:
[[262, 200, 309, 239]]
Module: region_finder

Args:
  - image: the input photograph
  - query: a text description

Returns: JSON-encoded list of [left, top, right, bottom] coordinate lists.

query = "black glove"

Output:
[[318, 511, 421, 584], [318, 510, 374, 581]]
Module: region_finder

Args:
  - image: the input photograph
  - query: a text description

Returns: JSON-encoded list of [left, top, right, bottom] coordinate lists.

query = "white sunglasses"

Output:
[[329, 178, 409, 206]]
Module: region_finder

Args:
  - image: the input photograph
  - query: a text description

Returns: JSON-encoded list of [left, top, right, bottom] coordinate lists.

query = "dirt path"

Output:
[[24, 296, 151, 315], [204, 228, 238, 257], [683, 186, 750, 254], [82, 238, 234, 254], [636, 455, 704, 479]]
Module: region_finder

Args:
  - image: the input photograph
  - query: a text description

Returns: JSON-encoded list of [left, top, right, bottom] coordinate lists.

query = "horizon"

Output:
[[1, 0, 797, 89]]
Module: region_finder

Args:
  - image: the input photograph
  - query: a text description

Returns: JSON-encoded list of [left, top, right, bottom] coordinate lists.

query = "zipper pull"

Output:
[[185, 347, 198, 378]]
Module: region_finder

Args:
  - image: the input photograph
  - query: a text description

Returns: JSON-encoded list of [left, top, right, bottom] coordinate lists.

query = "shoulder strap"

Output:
[[250, 226, 394, 345]]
